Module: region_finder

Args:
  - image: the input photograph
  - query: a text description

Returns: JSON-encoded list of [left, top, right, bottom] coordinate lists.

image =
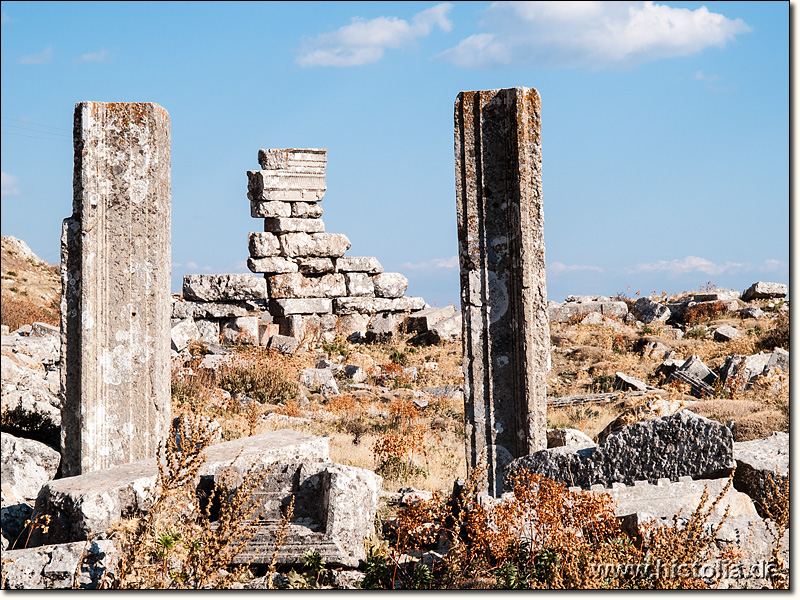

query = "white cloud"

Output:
[[626, 255, 745, 276], [77, 49, 109, 63], [19, 46, 53, 65], [401, 255, 459, 271], [185, 261, 199, 270], [548, 262, 603, 275], [693, 69, 720, 82], [2, 12, 16, 24], [297, 3, 453, 67], [438, 1, 751, 69], [1, 172, 20, 197]]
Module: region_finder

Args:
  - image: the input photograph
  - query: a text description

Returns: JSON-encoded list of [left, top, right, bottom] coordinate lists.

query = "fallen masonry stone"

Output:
[[299, 368, 339, 396], [334, 296, 425, 315], [248, 256, 299, 274], [372, 273, 409, 298], [267, 334, 301, 355], [183, 273, 267, 302], [344, 272, 374, 297], [225, 462, 381, 568], [365, 312, 403, 344], [713, 324, 740, 342], [264, 217, 325, 234], [1, 390, 62, 443], [248, 232, 281, 257], [631, 297, 671, 324], [31, 430, 329, 546], [195, 319, 220, 345], [738, 306, 765, 319], [172, 300, 263, 319], [404, 305, 457, 334], [429, 312, 461, 344], [279, 232, 350, 258], [291, 202, 324, 218], [667, 355, 717, 397], [742, 281, 787, 301], [580, 312, 623, 329], [221, 316, 259, 345], [691, 289, 741, 302], [614, 372, 648, 392], [504, 410, 735, 490], [546, 428, 595, 449], [733, 432, 788, 517], [171, 318, 200, 352], [275, 314, 337, 341], [719, 352, 771, 390], [566, 295, 610, 303], [268, 272, 346, 299], [270, 298, 332, 316], [30, 322, 59, 338], [1, 432, 61, 505], [343, 365, 368, 383], [548, 300, 628, 323], [295, 258, 334, 274], [250, 200, 291, 218], [336, 256, 383, 274], [767, 347, 789, 372], [1, 540, 116, 589]]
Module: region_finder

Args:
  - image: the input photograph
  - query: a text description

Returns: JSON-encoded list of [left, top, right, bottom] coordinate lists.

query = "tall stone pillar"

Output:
[[61, 102, 171, 476], [454, 88, 548, 495]]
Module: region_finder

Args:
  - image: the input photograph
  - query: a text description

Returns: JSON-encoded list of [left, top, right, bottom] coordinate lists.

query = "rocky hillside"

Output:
[[1, 236, 60, 329]]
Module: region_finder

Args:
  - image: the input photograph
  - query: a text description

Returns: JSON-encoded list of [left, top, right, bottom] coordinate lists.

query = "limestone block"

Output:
[[766, 347, 789, 372], [365, 312, 403, 343], [1, 390, 61, 443], [344, 272, 374, 297], [295, 258, 335, 275], [299, 368, 339, 396], [372, 273, 408, 298], [713, 324, 740, 342], [291, 202, 324, 218], [565, 295, 609, 303], [405, 305, 457, 334], [1, 432, 61, 506], [248, 257, 299, 274], [336, 256, 383, 274], [270, 298, 332, 316], [264, 217, 325, 234], [336, 313, 370, 339], [221, 316, 259, 345], [733, 432, 788, 516], [268, 273, 346, 299], [505, 410, 735, 490], [614, 372, 648, 392], [275, 314, 338, 340], [31, 322, 59, 338], [172, 300, 262, 319], [32, 430, 330, 546], [258, 322, 280, 346], [343, 365, 368, 383], [227, 462, 381, 568], [546, 428, 595, 449], [61, 102, 171, 477], [742, 282, 787, 301], [170, 318, 200, 352], [248, 232, 281, 258], [247, 170, 326, 202], [266, 334, 301, 354], [195, 319, 220, 345], [1, 540, 116, 589], [279, 232, 351, 258], [250, 200, 291, 219], [333, 297, 425, 315], [547, 300, 629, 323], [692, 289, 741, 302], [430, 312, 462, 343], [183, 274, 267, 302], [631, 297, 671, 323]]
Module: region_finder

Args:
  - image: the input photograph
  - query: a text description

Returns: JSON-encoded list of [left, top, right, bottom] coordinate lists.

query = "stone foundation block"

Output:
[[250, 200, 291, 219], [183, 274, 267, 302], [248, 257, 299, 274], [372, 273, 409, 298], [279, 233, 351, 258], [248, 232, 281, 258], [336, 256, 383, 274], [270, 298, 333, 316], [264, 217, 324, 234], [221, 316, 259, 345], [334, 296, 425, 315], [268, 273, 346, 299]]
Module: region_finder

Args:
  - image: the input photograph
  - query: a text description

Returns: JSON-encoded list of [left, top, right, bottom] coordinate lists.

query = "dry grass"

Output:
[[0, 293, 59, 331]]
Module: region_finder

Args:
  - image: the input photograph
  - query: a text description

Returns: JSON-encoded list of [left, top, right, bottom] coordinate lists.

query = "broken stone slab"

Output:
[[248, 256, 299, 274], [738, 306, 765, 319], [343, 365, 368, 383], [267, 334, 301, 355], [61, 102, 172, 477], [171, 318, 200, 352], [733, 432, 788, 517], [250, 200, 291, 219], [336, 256, 383, 274], [248, 231, 281, 257], [172, 299, 263, 319], [257, 148, 327, 172], [344, 272, 375, 297], [299, 368, 339, 397], [1, 539, 116, 589], [766, 347, 789, 372], [30, 322, 59, 338], [631, 297, 671, 323], [268, 273, 346, 299], [719, 352, 771, 391], [31, 430, 330, 547], [372, 273, 409, 298], [291, 202, 324, 219], [580, 311, 623, 329], [691, 289, 741, 302], [429, 312, 461, 343], [404, 305, 457, 334], [225, 462, 381, 569], [713, 324, 741, 342], [295, 257, 335, 275], [613, 372, 648, 392], [565, 295, 610, 303], [547, 300, 628, 323], [667, 355, 718, 397], [221, 316, 260, 345], [1, 389, 62, 445], [365, 312, 403, 344], [264, 217, 325, 234], [333, 296, 425, 315], [741, 282, 787, 302], [183, 273, 268, 302], [269, 298, 333, 316], [275, 314, 337, 341], [504, 410, 735, 490], [195, 319, 221, 345], [279, 232, 351, 258], [546, 428, 595, 449]]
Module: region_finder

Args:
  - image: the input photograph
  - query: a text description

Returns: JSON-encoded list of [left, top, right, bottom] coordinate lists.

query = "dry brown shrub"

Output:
[[730, 409, 788, 442], [0, 294, 59, 330]]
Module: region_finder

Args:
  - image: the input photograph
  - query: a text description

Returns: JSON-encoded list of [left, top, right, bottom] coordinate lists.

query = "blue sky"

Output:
[[0, 1, 789, 306]]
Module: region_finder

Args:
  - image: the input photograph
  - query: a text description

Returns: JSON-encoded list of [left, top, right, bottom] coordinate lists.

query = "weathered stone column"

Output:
[[454, 87, 548, 495], [61, 102, 171, 476]]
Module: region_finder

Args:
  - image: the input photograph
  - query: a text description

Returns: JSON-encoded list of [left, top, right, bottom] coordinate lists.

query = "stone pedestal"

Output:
[[61, 102, 171, 476], [454, 87, 549, 495]]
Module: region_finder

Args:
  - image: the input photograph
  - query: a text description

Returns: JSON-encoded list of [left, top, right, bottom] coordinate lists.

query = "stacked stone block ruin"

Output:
[[172, 149, 425, 347]]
